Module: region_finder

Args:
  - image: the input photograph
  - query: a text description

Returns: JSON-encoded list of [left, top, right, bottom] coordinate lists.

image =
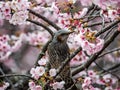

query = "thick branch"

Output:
[[72, 30, 120, 76], [27, 9, 61, 30], [27, 19, 54, 37]]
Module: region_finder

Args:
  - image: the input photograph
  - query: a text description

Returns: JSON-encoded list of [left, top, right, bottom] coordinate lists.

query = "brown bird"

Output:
[[48, 29, 78, 90]]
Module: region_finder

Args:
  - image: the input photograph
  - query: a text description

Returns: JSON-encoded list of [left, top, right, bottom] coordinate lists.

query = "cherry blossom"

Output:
[[0, 35, 11, 61], [29, 81, 42, 90], [49, 68, 57, 77], [74, 29, 104, 55], [51, 81, 65, 90], [9, 10, 29, 25], [27, 31, 49, 46], [30, 66, 45, 80], [38, 58, 48, 66], [80, 0, 93, 6], [105, 86, 113, 90], [0, 82, 9, 90], [70, 51, 88, 66]]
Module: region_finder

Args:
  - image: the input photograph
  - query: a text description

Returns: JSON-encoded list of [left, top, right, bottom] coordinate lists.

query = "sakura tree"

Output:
[[0, 0, 120, 90]]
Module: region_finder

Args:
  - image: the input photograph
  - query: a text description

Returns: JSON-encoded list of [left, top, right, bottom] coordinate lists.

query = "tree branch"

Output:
[[27, 19, 54, 37], [0, 74, 35, 81], [95, 20, 120, 37], [27, 9, 61, 30], [35, 39, 52, 66], [99, 47, 120, 58], [83, 21, 110, 28], [100, 63, 120, 74], [72, 30, 120, 76], [94, 61, 120, 80]]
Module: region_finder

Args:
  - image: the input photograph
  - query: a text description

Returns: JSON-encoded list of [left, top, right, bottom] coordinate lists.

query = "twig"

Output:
[[100, 14, 105, 29], [27, 19, 54, 37], [83, 21, 110, 28], [100, 63, 120, 74], [88, 5, 97, 16], [27, 9, 61, 30], [99, 47, 120, 58], [72, 30, 120, 76], [77, 15, 100, 20], [0, 74, 35, 81], [94, 61, 120, 80], [103, 25, 117, 39], [0, 67, 13, 86], [95, 20, 120, 37]]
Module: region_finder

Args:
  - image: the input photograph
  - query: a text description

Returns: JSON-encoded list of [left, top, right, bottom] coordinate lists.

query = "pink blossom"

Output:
[[35, 0, 45, 4], [49, 68, 57, 77], [108, 9, 119, 21], [88, 70, 96, 78], [74, 29, 104, 55], [70, 51, 88, 66], [9, 10, 29, 25], [0, 82, 9, 90], [28, 31, 49, 46], [0, 35, 12, 61], [100, 9, 119, 21], [30, 66, 45, 80], [29, 81, 42, 90], [38, 58, 47, 66], [105, 86, 113, 90], [80, 0, 92, 6], [84, 77, 92, 85], [29, 81, 36, 89], [51, 81, 65, 90], [10, 0, 30, 11]]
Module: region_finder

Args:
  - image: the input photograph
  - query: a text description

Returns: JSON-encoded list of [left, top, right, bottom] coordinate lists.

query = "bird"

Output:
[[48, 29, 78, 90]]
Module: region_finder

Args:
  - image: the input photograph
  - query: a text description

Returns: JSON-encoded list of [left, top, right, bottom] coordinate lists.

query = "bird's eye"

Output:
[[61, 33, 66, 36]]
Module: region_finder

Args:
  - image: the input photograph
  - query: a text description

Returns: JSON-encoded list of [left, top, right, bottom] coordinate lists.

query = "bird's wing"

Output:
[[48, 42, 70, 68]]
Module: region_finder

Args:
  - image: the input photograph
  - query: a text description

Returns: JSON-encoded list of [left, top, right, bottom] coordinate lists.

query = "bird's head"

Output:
[[53, 29, 74, 43]]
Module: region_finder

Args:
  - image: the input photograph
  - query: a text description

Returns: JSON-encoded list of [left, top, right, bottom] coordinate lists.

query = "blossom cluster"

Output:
[[0, 35, 11, 61], [70, 51, 88, 66], [0, 30, 50, 62], [74, 28, 104, 55], [0, 34, 25, 61], [0, 2, 11, 20], [76, 70, 118, 90], [0, 81, 9, 90], [29, 81, 42, 90], [0, 0, 30, 25], [80, 0, 120, 21], [27, 31, 50, 46], [29, 57, 65, 90]]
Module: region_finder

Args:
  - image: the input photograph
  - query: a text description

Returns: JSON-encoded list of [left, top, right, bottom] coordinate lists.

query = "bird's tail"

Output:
[[63, 76, 78, 90], [60, 65, 78, 90]]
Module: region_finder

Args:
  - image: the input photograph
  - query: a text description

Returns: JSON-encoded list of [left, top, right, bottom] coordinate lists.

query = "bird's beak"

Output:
[[66, 30, 75, 34]]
